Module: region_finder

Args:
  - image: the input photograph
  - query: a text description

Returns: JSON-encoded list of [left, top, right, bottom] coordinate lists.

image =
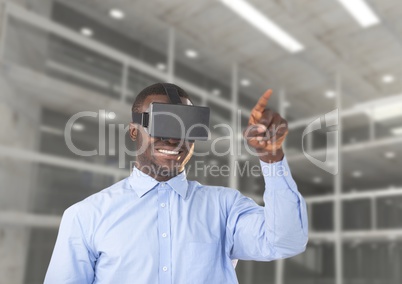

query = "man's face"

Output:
[[129, 94, 194, 180]]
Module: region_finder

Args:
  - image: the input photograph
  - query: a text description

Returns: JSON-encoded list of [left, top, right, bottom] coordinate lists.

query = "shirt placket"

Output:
[[157, 182, 172, 284]]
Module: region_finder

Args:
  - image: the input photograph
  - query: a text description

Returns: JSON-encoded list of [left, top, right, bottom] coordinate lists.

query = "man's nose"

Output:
[[167, 138, 182, 144], [160, 137, 181, 144]]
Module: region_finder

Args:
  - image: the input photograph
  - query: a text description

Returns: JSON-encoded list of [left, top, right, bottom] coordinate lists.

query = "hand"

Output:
[[243, 89, 288, 163]]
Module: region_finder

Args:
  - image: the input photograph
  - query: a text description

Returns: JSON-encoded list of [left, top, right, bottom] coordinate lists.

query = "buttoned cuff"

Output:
[[260, 156, 299, 200]]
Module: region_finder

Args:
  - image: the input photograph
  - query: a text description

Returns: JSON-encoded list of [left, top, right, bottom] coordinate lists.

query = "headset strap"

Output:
[[132, 83, 182, 125], [132, 112, 149, 127], [161, 83, 182, 104]]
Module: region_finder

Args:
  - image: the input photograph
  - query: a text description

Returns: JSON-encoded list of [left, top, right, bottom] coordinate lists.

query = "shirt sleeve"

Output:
[[226, 157, 308, 261], [44, 204, 96, 284]]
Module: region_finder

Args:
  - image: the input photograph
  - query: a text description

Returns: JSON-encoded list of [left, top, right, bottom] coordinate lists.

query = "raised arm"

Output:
[[226, 89, 308, 261]]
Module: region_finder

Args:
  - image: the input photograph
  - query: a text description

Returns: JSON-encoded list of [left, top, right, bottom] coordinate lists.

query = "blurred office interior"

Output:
[[0, 0, 402, 283]]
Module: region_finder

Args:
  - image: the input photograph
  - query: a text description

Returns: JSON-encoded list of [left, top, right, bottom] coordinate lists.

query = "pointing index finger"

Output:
[[253, 89, 272, 113]]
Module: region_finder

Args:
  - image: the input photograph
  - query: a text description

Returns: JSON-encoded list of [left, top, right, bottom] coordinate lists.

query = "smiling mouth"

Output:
[[157, 149, 181, 155]]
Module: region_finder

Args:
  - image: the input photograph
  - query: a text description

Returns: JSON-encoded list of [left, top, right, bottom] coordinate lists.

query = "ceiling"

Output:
[[6, 0, 399, 193], [56, 0, 402, 122]]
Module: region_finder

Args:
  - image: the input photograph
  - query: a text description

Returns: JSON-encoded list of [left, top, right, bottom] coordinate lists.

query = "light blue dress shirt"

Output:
[[45, 158, 308, 284]]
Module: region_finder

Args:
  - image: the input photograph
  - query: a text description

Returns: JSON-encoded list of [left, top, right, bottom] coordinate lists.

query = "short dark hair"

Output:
[[131, 83, 191, 112]]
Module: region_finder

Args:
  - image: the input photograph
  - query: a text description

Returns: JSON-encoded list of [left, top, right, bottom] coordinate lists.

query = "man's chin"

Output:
[[152, 161, 182, 176]]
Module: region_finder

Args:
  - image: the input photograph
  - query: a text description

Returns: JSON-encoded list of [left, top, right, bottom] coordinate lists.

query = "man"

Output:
[[45, 83, 308, 283]]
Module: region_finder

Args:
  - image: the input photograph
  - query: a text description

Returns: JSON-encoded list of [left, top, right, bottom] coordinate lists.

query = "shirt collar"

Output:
[[128, 167, 188, 199], [167, 170, 188, 199]]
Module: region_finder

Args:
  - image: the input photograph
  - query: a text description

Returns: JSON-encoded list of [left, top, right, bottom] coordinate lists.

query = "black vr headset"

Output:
[[132, 83, 210, 141]]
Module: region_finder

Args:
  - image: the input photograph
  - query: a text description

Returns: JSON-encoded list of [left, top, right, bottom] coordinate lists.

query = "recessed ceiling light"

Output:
[[384, 151, 396, 159], [352, 171, 362, 178], [211, 89, 221, 96], [156, 63, 166, 71], [312, 177, 322, 184], [72, 123, 85, 131], [240, 79, 250, 87], [218, 0, 304, 53], [391, 127, 402, 136], [185, 49, 198, 58], [109, 9, 125, 19], [336, 0, 380, 28], [382, 74, 395, 84], [107, 112, 116, 120], [80, 27, 93, 37], [325, 90, 335, 98], [100, 111, 116, 120]]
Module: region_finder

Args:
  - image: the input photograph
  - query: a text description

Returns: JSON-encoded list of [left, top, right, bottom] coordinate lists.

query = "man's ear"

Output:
[[129, 123, 138, 141]]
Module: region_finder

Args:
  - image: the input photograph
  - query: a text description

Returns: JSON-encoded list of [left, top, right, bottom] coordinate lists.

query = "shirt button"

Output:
[[160, 203, 166, 208], [161, 183, 165, 187], [162, 266, 168, 272], [162, 233, 167, 238]]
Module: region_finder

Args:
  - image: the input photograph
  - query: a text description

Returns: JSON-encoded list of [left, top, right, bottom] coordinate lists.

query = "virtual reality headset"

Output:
[[132, 83, 210, 141]]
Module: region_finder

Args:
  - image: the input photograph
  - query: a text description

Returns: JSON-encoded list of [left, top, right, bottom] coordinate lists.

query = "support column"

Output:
[[369, 108, 375, 141], [371, 197, 377, 230], [231, 64, 255, 283], [0, 70, 41, 284], [229, 63, 238, 190], [0, 1, 51, 283], [167, 28, 175, 83], [275, 88, 286, 284], [120, 63, 128, 103], [334, 71, 343, 284]]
